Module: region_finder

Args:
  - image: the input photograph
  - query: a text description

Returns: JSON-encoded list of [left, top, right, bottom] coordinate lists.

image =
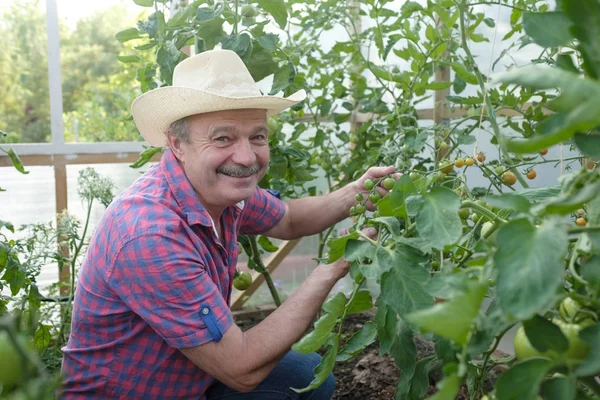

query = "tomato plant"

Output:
[[114, 0, 600, 398]]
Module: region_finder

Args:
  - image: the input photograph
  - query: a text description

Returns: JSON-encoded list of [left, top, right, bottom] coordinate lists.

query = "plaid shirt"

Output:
[[61, 149, 285, 399]]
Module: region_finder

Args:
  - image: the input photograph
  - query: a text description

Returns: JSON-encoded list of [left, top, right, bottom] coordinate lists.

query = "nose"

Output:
[[230, 139, 257, 166]]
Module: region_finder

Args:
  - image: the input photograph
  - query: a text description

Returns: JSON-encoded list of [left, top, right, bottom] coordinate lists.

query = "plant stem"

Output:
[[461, 200, 507, 224], [474, 323, 515, 394], [569, 225, 600, 234], [249, 236, 282, 307], [457, 0, 529, 188], [233, 0, 239, 35], [337, 276, 366, 336]]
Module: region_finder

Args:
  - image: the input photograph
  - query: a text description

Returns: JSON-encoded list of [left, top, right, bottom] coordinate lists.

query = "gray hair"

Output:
[[167, 117, 190, 143]]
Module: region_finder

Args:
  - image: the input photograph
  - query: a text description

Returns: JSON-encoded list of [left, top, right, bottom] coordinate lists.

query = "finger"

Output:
[[364, 165, 395, 180], [361, 227, 378, 239]]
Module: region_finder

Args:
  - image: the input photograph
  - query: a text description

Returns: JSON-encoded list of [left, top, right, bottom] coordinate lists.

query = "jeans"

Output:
[[205, 351, 336, 400]]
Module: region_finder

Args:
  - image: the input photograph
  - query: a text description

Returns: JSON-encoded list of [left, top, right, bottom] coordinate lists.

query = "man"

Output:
[[61, 49, 394, 399]]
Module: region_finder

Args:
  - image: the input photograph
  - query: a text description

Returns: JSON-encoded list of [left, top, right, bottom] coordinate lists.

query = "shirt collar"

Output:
[[161, 149, 215, 227]]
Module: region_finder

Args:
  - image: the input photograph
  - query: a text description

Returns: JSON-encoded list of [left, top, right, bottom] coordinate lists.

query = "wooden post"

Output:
[[434, 16, 451, 162], [54, 164, 70, 294]]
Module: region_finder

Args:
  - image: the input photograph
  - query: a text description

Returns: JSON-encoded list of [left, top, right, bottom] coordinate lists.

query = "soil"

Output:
[[234, 310, 507, 400]]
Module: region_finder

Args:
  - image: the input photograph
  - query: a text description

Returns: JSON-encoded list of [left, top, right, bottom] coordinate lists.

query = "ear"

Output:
[[167, 133, 185, 162]]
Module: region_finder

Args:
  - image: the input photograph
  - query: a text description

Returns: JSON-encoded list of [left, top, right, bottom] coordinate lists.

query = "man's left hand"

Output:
[[352, 165, 399, 211]]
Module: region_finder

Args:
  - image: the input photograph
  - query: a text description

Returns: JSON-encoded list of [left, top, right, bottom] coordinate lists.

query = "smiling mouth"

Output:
[[220, 171, 255, 178]]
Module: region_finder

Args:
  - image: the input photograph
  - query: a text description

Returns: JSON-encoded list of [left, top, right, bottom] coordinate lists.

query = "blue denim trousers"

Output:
[[205, 351, 335, 400]]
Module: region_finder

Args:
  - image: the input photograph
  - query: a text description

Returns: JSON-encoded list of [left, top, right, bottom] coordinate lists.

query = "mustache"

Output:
[[217, 164, 262, 177]]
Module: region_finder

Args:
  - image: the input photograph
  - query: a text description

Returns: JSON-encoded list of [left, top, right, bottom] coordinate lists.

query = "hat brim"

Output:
[[131, 87, 307, 147]]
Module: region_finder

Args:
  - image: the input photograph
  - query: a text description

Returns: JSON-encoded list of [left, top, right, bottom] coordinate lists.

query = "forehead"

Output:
[[188, 109, 267, 130]]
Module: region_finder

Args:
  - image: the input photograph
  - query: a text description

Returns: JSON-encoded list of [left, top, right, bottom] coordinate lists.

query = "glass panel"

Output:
[[0, 0, 51, 143], [57, 0, 144, 143]]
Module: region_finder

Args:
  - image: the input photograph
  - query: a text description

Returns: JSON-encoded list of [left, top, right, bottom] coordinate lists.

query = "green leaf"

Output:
[[129, 147, 163, 169], [133, 0, 154, 6], [536, 178, 600, 216], [270, 64, 292, 95], [327, 232, 359, 263], [6, 149, 29, 174], [425, 81, 453, 90], [115, 27, 142, 43], [375, 302, 418, 399], [0, 221, 14, 233], [246, 44, 278, 82], [524, 316, 569, 353], [292, 293, 345, 354], [406, 281, 486, 345], [344, 239, 372, 262], [484, 193, 531, 213], [292, 334, 339, 393], [406, 187, 463, 250], [221, 34, 252, 58], [34, 324, 51, 352], [257, 33, 279, 50], [256, 0, 288, 29], [376, 174, 416, 219], [428, 374, 461, 400], [336, 321, 377, 361], [522, 11, 573, 48], [562, 0, 600, 79], [257, 235, 278, 252], [495, 66, 600, 153], [575, 322, 600, 376], [496, 358, 554, 400], [495, 218, 568, 320], [406, 356, 436, 398], [346, 289, 373, 315], [540, 375, 576, 400], [450, 62, 478, 85], [196, 4, 224, 22], [380, 261, 432, 316], [574, 133, 600, 158], [117, 54, 142, 63], [196, 18, 225, 50], [517, 186, 561, 203], [581, 256, 600, 291]]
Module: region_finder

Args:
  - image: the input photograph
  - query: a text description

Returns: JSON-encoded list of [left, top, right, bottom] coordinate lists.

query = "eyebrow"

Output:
[[208, 125, 268, 139], [208, 125, 236, 139]]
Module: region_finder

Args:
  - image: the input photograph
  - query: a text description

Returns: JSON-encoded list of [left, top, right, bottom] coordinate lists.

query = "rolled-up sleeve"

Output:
[[238, 188, 286, 235]]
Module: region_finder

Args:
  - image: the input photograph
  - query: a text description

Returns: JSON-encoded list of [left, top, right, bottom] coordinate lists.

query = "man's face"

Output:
[[169, 109, 269, 213]]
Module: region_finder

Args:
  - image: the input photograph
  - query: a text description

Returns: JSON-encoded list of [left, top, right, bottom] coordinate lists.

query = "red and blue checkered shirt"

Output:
[[61, 149, 285, 399]]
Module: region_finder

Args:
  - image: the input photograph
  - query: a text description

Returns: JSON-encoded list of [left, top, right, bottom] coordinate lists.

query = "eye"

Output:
[[214, 136, 230, 142], [252, 134, 267, 142]]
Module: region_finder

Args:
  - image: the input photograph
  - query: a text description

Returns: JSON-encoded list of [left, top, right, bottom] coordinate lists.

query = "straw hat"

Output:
[[131, 49, 306, 147]]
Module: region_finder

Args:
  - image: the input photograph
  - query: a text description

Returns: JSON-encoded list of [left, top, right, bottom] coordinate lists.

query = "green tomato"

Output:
[[241, 4, 258, 17], [553, 318, 593, 361], [513, 326, 551, 360], [559, 297, 582, 320], [363, 179, 375, 190], [481, 221, 496, 240], [355, 204, 366, 214], [494, 165, 504, 175], [383, 177, 395, 190], [0, 332, 29, 391], [369, 192, 381, 203], [233, 271, 252, 291], [355, 193, 364, 202], [458, 208, 470, 220], [409, 171, 420, 181]]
